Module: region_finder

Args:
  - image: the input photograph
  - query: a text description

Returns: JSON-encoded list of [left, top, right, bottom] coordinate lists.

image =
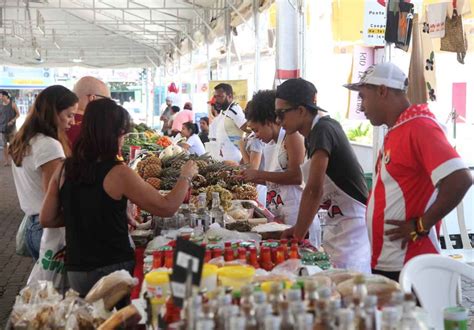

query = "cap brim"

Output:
[[306, 104, 328, 113], [343, 83, 363, 91]]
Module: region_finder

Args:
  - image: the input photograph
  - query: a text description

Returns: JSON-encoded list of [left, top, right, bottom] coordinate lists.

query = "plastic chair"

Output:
[[399, 254, 474, 329], [440, 201, 474, 264]]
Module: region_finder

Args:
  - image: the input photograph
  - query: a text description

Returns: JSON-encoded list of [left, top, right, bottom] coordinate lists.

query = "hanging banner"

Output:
[[347, 46, 375, 120], [452, 82, 467, 123], [363, 0, 387, 46], [275, 0, 300, 79], [209, 79, 248, 109]]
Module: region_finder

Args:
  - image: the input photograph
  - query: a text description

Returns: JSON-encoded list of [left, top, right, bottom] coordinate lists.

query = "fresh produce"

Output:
[[156, 136, 172, 148], [199, 185, 233, 211], [145, 177, 161, 189]]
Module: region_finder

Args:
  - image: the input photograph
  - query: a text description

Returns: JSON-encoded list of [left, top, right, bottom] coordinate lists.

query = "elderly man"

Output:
[[344, 62, 472, 281], [68, 76, 110, 145]]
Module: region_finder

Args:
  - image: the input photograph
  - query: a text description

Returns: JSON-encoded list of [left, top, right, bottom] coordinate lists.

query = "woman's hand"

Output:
[[242, 169, 260, 182], [180, 160, 198, 178]]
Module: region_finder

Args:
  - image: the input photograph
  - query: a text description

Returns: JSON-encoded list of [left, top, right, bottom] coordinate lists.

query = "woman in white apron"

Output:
[[276, 78, 371, 273], [241, 90, 320, 247]]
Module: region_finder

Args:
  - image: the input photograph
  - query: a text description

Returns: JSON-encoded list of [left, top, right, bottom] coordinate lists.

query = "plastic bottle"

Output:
[[224, 245, 235, 262], [152, 251, 163, 269], [280, 238, 289, 259], [240, 285, 255, 307], [381, 307, 400, 330], [304, 280, 319, 313], [210, 192, 225, 227], [279, 300, 296, 330], [352, 275, 368, 302], [289, 243, 299, 259], [363, 295, 378, 330], [242, 303, 258, 330], [337, 308, 355, 330], [398, 300, 428, 330], [268, 282, 284, 315], [196, 193, 210, 232], [164, 250, 174, 268], [238, 247, 247, 262]]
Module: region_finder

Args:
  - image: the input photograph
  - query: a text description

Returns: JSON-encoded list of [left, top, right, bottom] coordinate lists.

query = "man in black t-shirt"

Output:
[[278, 78, 371, 273]]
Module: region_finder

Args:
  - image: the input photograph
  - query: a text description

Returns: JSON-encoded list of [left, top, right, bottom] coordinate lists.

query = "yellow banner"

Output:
[[209, 80, 249, 110], [12, 79, 46, 85]]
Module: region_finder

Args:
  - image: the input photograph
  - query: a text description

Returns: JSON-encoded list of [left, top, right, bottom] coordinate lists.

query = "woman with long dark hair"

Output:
[[10, 85, 77, 259], [40, 98, 197, 297]]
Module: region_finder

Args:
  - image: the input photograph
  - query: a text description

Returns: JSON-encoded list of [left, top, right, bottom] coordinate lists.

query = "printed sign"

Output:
[[347, 46, 375, 120], [169, 238, 205, 308], [363, 0, 387, 46]]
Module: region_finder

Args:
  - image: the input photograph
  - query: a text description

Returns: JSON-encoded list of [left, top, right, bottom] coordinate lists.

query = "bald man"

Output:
[[67, 76, 111, 145]]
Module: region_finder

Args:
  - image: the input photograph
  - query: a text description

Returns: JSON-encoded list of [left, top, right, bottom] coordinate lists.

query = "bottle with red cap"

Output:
[[204, 249, 212, 263], [275, 246, 285, 265], [224, 245, 235, 262], [280, 239, 289, 259], [152, 251, 163, 269], [248, 247, 260, 269], [289, 242, 299, 259], [237, 247, 247, 262], [164, 250, 174, 268], [259, 246, 274, 271], [213, 248, 223, 259]]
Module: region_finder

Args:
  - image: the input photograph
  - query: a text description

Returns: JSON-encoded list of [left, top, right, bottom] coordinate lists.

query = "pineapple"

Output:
[[146, 177, 161, 189], [195, 160, 208, 173], [146, 156, 162, 167], [143, 163, 162, 179], [192, 174, 207, 189], [171, 159, 188, 170]]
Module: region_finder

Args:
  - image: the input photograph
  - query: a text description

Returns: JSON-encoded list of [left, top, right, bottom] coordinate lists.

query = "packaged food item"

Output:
[[97, 304, 141, 330], [336, 274, 400, 307], [85, 270, 138, 310], [444, 306, 468, 330], [218, 266, 256, 290]]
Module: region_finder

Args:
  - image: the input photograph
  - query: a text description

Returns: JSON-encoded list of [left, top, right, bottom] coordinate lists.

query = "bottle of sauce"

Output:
[[259, 246, 274, 271]]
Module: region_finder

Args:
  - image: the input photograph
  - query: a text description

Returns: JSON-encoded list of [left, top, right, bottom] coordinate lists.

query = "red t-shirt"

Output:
[[67, 113, 84, 147], [367, 104, 466, 272]]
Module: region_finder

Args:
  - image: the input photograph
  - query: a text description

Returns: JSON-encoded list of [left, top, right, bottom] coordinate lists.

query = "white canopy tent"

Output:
[[0, 0, 271, 68]]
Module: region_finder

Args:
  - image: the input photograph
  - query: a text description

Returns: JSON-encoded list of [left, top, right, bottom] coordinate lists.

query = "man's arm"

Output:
[[282, 150, 329, 240], [386, 169, 472, 248]]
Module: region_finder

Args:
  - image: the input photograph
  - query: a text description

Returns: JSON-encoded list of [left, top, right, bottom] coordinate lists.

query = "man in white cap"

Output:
[[344, 62, 472, 281]]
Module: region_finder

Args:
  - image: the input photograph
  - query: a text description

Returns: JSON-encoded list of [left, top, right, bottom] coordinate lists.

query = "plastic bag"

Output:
[[15, 214, 30, 257], [27, 228, 68, 293], [85, 270, 138, 311]]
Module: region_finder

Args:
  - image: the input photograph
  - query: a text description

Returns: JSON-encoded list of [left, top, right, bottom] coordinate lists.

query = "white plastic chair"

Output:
[[399, 254, 474, 329], [441, 201, 474, 264]]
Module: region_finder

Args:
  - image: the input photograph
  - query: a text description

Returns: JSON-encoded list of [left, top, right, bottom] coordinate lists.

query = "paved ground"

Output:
[[0, 147, 34, 328]]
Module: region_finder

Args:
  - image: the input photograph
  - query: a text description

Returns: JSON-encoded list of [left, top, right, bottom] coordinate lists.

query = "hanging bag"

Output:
[[440, 1, 467, 63], [15, 215, 30, 257]]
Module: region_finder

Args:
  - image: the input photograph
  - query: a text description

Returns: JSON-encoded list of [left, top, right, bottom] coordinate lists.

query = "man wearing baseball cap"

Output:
[[344, 62, 472, 281], [279, 78, 371, 273]]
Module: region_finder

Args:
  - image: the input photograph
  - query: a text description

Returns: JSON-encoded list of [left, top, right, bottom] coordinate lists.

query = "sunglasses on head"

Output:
[[87, 94, 111, 100]]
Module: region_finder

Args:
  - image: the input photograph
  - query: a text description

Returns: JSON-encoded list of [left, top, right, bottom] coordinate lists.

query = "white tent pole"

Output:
[[253, 0, 260, 91], [225, 3, 231, 79]]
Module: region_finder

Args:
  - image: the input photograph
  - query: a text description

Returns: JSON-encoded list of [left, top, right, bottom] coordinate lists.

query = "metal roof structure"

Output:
[[0, 0, 271, 68]]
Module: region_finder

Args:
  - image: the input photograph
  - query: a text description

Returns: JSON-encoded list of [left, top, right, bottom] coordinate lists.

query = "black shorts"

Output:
[[2, 125, 16, 144]]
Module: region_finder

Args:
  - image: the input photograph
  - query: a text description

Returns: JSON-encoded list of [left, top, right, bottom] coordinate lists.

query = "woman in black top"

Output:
[[40, 99, 197, 297]]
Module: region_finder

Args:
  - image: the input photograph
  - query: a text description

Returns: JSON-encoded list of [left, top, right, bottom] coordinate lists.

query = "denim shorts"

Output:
[[25, 214, 43, 261], [68, 260, 135, 300]]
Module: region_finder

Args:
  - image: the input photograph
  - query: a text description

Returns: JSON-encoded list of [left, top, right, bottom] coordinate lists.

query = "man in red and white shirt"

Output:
[[345, 63, 472, 281]]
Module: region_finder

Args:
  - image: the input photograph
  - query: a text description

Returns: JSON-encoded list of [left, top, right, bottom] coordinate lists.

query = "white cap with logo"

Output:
[[344, 62, 409, 92]]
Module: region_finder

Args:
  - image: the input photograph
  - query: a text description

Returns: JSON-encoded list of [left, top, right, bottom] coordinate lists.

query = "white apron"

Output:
[[216, 104, 242, 163], [264, 128, 321, 247], [206, 114, 224, 161], [300, 119, 371, 273]]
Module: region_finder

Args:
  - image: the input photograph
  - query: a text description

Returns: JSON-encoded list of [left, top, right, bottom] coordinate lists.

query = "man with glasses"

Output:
[[278, 78, 371, 273], [68, 76, 111, 145]]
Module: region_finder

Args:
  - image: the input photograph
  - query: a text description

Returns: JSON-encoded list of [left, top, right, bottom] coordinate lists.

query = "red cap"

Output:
[[207, 96, 216, 105]]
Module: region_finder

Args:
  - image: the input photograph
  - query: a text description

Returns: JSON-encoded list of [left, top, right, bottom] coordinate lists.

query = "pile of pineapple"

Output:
[[136, 151, 258, 201]]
